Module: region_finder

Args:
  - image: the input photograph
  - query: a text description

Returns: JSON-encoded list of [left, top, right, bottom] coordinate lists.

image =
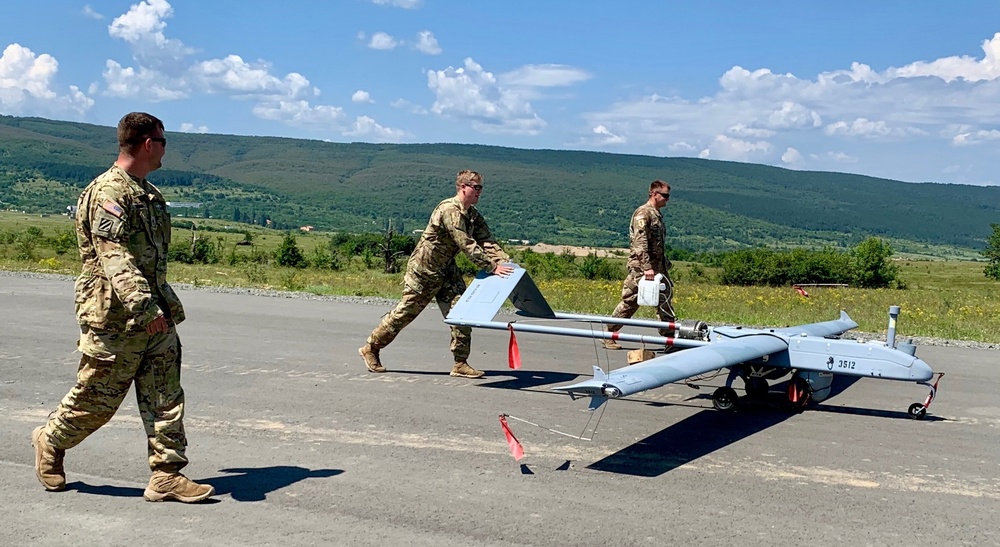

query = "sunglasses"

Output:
[[148, 137, 167, 146], [657, 192, 670, 199], [465, 184, 484, 191]]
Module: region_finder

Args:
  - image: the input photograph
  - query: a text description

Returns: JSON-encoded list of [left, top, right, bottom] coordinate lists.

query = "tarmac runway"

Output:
[[1, 275, 998, 546]]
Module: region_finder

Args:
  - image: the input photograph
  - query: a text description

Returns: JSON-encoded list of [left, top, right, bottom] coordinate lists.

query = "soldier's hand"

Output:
[[146, 315, 169, 334], [643, 269, 655, 280], [493, 264, 515, 277]]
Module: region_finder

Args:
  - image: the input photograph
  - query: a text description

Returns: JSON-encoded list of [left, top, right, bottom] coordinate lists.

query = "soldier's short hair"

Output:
[[118, 112, 165, 155], [456, 170, 483, 190], [648, 179, 671, 197]]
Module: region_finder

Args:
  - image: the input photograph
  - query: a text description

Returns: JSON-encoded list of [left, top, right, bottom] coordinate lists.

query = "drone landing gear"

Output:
[[908, 373, 944, 420], [712, 387, 738, 411], [787, 376, 811, 411], [744, 377, 769, 399]]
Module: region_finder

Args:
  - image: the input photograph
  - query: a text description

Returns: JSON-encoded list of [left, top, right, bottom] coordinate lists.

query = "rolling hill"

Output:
[[1, 114, 997, 257]]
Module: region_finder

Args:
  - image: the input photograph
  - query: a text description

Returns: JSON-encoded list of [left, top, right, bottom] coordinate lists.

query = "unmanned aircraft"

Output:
[[446, 265, 942, 419]]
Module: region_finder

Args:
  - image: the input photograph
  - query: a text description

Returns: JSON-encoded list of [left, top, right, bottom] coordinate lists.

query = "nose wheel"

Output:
[[909, 373, 944, 420], [907, 403, 927, 420]]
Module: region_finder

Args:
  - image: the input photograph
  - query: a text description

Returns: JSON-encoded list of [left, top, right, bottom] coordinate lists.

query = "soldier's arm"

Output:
[[470, 211, 510, 263], [88, 185, 163, 329], [441, 205, 501, 271], [631, 210, 654, 272]]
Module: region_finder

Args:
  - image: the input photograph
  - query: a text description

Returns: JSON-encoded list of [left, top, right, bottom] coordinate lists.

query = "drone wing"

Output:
[[553, 330, 788, 399]]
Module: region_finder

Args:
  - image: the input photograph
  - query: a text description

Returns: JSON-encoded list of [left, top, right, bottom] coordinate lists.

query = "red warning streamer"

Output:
[[499, 414, 524, 461], [507, 323, 521, 370]]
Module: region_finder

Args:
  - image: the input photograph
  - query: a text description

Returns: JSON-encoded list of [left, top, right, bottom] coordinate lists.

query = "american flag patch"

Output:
[[102, 200, 124, 218]]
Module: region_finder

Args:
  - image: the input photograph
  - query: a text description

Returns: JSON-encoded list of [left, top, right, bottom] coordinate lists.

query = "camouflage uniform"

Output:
[[366, 196, 509, 361], [609, 202, 676, 336], [43, 164, 189, 473]]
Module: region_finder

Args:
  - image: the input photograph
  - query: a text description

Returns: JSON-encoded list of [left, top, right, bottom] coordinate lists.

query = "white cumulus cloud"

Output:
[[179, 122, 209, 133], [824, 117, 892, 138], [0, 43, 94, 117], [582, 32, 1000, 181], [252, 99, 346, 128], [368, 32, 399, 51], [698, 135, 772, 161], [344, 115, 409, 141], [781, 147, 803, 165], [352, 90, 373, 103], [952, 129, 1000, 146], [427, 57, 545, 135], [415, 31, 441, 55], [108, 0, 192, 70], [592, 125, 625, 144]]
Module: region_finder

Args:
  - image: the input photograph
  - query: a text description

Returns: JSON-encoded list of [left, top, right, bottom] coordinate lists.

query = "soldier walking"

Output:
[[32, 112, 214, 503], [603, 179, 677, 349], [359, 170, 514, 378]]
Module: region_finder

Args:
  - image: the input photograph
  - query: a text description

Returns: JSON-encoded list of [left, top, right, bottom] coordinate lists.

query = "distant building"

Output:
[[66, 205, 78, 219], [166, 202, 203, 208], [300, 225, 314, 232]]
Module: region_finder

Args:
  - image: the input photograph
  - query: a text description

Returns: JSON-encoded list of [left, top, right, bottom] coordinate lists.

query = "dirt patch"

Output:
[[520, 242, 626, 258]]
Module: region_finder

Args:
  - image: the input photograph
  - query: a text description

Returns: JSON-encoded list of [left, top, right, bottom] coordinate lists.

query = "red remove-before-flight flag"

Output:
[[507, 324, 521, 370], [499, 414, 524, 461]]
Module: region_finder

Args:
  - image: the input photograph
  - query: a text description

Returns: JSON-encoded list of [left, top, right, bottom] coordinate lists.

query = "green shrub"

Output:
[[851, 237, 900, 288], [983, 223, 1000, 281], [515, 248, 578, 280], [275, 233, 306, 268], [721, 247, 854, 287], [578, 253, 622, 280]]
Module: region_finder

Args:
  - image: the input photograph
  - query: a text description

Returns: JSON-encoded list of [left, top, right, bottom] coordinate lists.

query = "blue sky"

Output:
[[2, 1, 1000, 185]]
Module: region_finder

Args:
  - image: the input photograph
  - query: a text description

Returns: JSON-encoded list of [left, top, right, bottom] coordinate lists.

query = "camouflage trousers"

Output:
[[44, 325, 188, 473], [608, 269, 676, 337], [367, 270, 471, 362]]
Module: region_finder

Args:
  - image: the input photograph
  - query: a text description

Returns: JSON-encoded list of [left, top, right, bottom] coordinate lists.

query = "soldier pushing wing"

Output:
[[359, 170, 514, 378]]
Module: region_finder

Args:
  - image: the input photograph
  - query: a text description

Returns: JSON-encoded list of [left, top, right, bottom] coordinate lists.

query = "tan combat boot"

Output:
[[600, 339, 622, 350], [358, 344, 386, 373], [31, 426, 66, 492], [450, 361, 485, 379], [144, 471, 215, 503]]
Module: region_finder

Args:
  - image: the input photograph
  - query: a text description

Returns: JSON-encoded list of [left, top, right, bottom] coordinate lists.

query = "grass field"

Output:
[[2, 211, 997, 343]]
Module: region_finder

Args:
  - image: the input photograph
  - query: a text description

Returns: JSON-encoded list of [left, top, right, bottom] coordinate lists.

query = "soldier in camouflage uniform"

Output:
[[602, 180, 676, 349], [359, 170, 514, 378], [31, 112, 214, 503]]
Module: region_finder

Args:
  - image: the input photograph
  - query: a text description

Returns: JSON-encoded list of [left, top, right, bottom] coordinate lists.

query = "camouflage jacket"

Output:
[[627, 202, 670, 273], [406, 197, 509, 285], [74, 164, 184, 332]]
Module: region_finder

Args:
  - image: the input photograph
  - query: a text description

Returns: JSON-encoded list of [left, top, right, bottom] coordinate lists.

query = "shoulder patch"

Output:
[[93, 208, 125, 240], [102, 200, 125, 218]]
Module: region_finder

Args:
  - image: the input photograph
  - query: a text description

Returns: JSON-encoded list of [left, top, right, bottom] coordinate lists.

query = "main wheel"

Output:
[[908, 402, 927, 420], [744, 377, 768, 399], [713, 387, 738, 411], [787, 377, 810, 410]]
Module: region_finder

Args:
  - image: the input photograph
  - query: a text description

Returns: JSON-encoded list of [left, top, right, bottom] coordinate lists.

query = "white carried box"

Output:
[[637, 274, 666, 307]]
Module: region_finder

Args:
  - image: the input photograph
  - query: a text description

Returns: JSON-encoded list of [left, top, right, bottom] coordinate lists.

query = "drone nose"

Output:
[[910, 357, 933, 382]]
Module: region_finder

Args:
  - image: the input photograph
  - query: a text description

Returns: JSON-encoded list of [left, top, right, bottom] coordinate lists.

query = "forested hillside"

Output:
[[1, 115, 997, 255]]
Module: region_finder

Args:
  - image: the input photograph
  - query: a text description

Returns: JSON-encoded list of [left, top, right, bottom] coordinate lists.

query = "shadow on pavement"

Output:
[[203, 465, 343, 502], [67, 482, 143, 497], [477, 370, 579, 391], [587, 405, 792, 477]]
